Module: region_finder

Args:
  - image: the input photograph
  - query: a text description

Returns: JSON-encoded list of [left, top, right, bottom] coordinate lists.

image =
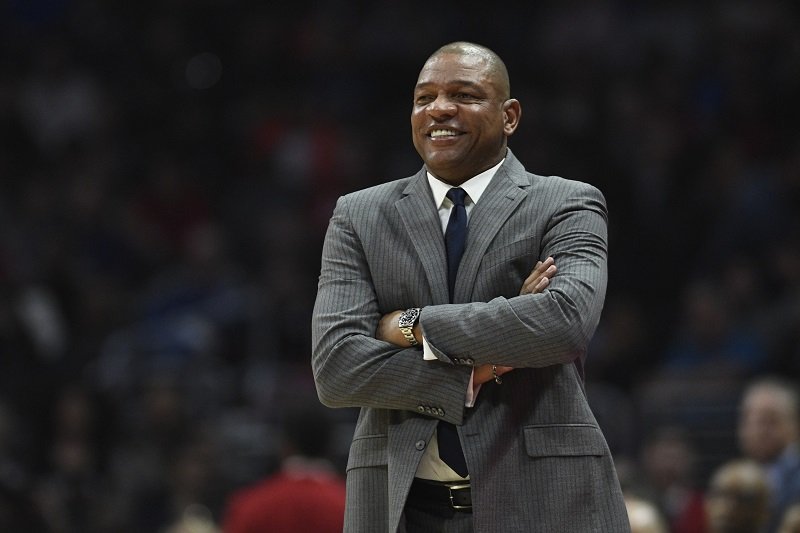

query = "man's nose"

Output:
[[427, 94, 456, 119]]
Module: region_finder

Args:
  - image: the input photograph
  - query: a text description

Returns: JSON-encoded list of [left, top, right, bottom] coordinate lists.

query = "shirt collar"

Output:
[[426, 158, 504, 209]]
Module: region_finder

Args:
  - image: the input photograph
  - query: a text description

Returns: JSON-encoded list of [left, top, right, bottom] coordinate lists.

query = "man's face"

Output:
[[411, 52, 519, 185], [738, 387, 797, 463], [705, 463, 769, 533]]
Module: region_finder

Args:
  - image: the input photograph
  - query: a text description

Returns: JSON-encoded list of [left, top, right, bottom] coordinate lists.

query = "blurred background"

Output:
[[1, 1, 799, 531]]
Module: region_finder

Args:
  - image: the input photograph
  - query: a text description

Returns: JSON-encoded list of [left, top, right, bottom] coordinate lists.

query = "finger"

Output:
[[522, 261, 542, 287], [495, 365, 513, 376], [473, 364, 493, 385], [540, 256, 554, 269], [521, 261, 557, 295], [522, 260, 545, 284], [520, 265, 544, 295], [525, 257, 554, 282], [533, 276, 550, 292]]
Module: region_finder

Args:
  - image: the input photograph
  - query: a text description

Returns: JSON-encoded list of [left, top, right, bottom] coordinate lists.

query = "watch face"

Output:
[[399, 308, 420, 327]]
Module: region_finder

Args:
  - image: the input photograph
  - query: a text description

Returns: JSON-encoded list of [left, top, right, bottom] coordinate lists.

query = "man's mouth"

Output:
[[429, 129, 462, 139]]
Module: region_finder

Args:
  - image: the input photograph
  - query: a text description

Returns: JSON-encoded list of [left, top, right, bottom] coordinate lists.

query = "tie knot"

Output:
[[446, 187, 467, 207]]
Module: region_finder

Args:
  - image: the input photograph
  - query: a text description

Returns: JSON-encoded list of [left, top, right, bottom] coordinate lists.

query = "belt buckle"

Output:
[[446, 483, 471, 510]]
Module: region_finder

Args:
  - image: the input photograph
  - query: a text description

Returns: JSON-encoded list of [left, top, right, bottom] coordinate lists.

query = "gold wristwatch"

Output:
[[398, 308, 421, 346]]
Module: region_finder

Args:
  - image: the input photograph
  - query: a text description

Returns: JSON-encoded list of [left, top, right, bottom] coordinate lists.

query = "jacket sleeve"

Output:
[[420, 181, 608, 369], [311, 195, 471, 424]]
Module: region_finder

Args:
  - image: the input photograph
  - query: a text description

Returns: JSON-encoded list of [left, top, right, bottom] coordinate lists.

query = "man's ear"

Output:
[[503, 99, 521, 136]]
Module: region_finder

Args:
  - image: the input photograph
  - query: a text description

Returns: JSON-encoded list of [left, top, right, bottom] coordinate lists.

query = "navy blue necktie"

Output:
[[438, 187, 469, 477]]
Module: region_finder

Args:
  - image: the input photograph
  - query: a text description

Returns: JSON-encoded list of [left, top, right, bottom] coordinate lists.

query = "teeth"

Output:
[[430, 129, 458, 138]]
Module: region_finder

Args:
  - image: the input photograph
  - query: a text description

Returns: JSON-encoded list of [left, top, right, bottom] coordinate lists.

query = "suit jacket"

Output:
[[312, 150, 630, 532]]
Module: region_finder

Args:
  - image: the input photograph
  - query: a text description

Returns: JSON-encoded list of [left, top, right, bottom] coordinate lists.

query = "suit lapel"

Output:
[[395, 169, 450, 305], [455, 153, 529, 302]]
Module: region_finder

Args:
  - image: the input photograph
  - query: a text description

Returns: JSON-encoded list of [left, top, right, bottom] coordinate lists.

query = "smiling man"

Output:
[[312, 42, 629, 532], [410, 45, 517, 186]]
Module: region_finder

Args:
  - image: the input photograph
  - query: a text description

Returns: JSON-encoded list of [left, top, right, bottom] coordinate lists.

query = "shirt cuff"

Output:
[[422, 335, 479, 407], [422, 335, 437, 360], [466, 371, 480, 407]]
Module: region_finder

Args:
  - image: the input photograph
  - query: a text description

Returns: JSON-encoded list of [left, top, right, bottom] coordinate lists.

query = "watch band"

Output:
[[400, 326, 418, 346], [398, 308, 421, 347]]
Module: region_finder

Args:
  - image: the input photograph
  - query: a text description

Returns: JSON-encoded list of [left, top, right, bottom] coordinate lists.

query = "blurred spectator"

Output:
[[588, 294, 651, 391], [125, 433, 222, 533], [661, 280, 766, 377], [165, 504, 220, 533], [639, 427, 706, 533], [705, 459, 770, 533], [0, 401, 47, 531], [778, 504, 800, 533], [34, 384, 115, 532], [738, 378, 800, 533], [222, 403, 345, 533], [16, 38, 108, 155], [626, 495, 669, 533]]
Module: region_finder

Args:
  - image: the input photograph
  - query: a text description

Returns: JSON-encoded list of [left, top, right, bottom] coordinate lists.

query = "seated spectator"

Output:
[[705, 459, 770, 533], [739, 377, 800, 532], [662, 280, 766, 377], [625, 495, 669, 533], [639, 427, 706, 533], [222, 403, 345, 533], [778, 503, 800, 533]]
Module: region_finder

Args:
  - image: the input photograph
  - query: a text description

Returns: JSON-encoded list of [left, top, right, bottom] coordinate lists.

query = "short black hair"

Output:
[[282, 402, 335, 458]]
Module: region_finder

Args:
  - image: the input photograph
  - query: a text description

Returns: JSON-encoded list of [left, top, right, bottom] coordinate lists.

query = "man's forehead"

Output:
[[416, 54, 494, 86], [421, 52, 491, 73]]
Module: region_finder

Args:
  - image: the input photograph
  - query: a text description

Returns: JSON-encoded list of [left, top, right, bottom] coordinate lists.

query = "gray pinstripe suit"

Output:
[[312, 150, 630, 532]]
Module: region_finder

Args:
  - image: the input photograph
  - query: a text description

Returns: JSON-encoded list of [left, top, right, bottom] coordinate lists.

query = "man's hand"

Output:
[[473, 363, 513, 385], [376, 310, 416, 346], [520, 256, 556, 295], [474, 256, 557, 386]]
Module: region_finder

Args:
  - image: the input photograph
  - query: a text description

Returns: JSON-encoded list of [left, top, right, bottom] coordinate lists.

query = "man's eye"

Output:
[[455, 93, 476, 100], [415, 95, 434, 105]]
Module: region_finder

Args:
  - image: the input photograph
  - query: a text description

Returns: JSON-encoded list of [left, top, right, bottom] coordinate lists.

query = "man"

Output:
[[704, 459, 771, 533], [738, 377, 800, 533], [222, 404, 346, 533], [312, 41, 629, 532]]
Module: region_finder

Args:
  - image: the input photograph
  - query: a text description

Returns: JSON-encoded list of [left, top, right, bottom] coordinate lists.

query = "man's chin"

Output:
[[423, 152, 463, 174]]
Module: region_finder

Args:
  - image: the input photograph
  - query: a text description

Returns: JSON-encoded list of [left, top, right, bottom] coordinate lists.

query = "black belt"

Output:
[[408, 478, 472, 511]]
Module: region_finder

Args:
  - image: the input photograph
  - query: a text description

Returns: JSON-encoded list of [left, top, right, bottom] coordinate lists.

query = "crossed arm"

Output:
[[375, 256, 557, 387], [312, 183, 607, 422]]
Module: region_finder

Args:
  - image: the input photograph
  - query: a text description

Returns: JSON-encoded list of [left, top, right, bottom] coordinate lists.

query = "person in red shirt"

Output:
[[222, 404, 346, 533]]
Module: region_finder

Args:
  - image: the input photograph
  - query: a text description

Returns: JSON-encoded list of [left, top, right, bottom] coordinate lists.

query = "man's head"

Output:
[[411, 42, 521, 186], [705, 459, 771, 533], [625, 496, 668, 533], [738, 377, 800, 463], [282, 402, 335, 459]]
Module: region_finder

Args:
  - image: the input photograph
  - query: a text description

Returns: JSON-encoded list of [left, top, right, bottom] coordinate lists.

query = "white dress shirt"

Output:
[[415, 159, 503, 482]]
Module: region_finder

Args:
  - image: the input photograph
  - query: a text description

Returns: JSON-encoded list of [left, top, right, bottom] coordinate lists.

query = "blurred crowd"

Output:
[[1, 1, 799, 531]]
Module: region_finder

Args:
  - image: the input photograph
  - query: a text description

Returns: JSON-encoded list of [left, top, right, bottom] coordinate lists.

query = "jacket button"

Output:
[[437, 408, 445, 417], [465, 358, 474, 365], [417, 405, 425, 413], [415, 440, 426, 451]]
